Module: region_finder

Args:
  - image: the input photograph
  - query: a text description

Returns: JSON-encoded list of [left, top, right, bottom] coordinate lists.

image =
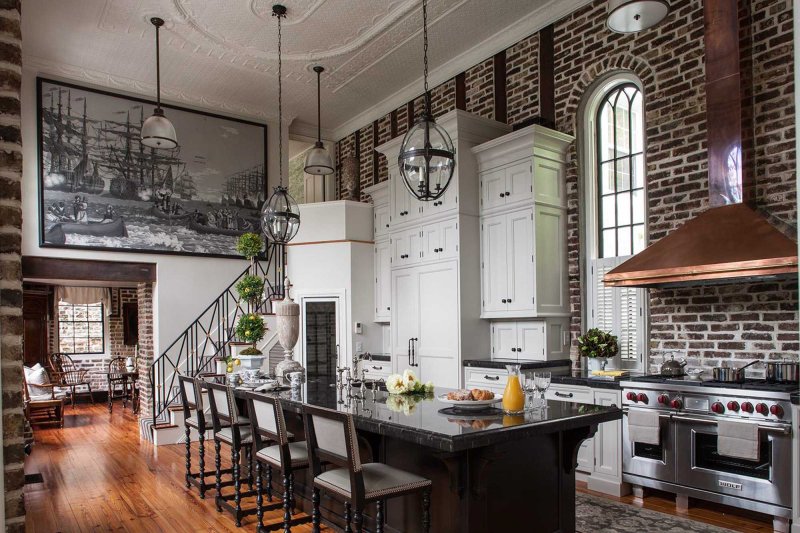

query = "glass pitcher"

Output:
[[502, 364, 525, 414]]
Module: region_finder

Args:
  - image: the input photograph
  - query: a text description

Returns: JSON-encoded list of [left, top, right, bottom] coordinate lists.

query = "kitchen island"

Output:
[[234, 380, 621, 533]]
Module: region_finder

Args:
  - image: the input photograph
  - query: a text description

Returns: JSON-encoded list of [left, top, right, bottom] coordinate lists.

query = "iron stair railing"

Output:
[[149, 244, 285, 426]]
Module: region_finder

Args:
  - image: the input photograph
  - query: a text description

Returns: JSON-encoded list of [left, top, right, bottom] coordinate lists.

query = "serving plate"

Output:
[[436, 394, 502, 411]]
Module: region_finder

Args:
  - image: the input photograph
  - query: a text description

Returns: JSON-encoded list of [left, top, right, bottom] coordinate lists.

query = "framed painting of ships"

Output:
[[37, 77, 267, 258]]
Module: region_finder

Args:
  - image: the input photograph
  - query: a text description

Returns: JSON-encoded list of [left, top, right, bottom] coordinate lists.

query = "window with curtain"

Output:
[[586, 80, 647, 368], [58, 302, 104, 354]]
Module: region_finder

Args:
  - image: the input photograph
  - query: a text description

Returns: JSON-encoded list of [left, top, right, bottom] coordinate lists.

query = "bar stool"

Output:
[[244, 392, 312, 532], [303, 405, 432, 533], [203, 380, 257, 527], [177, 375, 215, 498]]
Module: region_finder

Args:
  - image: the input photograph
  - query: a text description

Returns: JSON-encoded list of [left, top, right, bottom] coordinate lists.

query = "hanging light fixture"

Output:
[[304, 65, 334, 178], [606, 0, 669, 33], [141, 17, 178, 150], [261, 4, 300, 244], [397, 0, 455, 202]]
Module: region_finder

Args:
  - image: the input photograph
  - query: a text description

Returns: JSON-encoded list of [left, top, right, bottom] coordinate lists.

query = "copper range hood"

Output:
[[603, 2, 798, 289]]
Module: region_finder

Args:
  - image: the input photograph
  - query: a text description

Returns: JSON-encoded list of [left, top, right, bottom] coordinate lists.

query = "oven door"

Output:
[[622, 408, 675, 482], [674, 415, 792, 508]]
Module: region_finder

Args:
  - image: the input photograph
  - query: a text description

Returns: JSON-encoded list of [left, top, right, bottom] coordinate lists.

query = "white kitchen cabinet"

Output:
[[374, 203, 391, 238], [374, 239, 392, 322], [480, 160, 533, 211], [490, 322, 517, 359], [391, 168, 423, 224], [365, 180, 391, 240], [422, 218, 458, 262], [491, 320, 546, 361], [463, 367, 506, 395], [392, 227, 422, 266]]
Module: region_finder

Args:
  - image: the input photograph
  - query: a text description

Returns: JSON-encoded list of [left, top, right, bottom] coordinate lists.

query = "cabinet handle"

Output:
[[511, 347, 517, 352], [372, 366, 383, 370], [555, 392, 574, 399], [499, 193, 505, 198], [484, 375, 500, 381]]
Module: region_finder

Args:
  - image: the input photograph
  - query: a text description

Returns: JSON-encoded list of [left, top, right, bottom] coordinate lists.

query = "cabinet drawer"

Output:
[[544, 384, 593, 404], [464, 368, 506, 387], [363, 363, 391, 379]]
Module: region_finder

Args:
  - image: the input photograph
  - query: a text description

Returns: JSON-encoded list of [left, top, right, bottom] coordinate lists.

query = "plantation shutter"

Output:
[[589, 256, 646, 364]]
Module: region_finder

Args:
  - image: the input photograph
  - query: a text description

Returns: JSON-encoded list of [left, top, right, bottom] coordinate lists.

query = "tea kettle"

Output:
[[660, 352, 687, 377]]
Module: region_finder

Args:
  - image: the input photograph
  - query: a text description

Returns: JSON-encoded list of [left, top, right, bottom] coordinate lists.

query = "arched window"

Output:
[[581, 76, 647, 370]]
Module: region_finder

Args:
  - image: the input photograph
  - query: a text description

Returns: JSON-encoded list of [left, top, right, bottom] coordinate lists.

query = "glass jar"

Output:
[[502, 364, 525, 414]]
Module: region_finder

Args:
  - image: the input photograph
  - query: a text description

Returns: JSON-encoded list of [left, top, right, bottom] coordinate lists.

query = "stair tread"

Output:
[[153, 423, 178, 430]]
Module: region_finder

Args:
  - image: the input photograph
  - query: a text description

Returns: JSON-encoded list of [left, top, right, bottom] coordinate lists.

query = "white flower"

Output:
[[424, 381, 435, 393], [386, 374, 407, 394], [402, 369, 418, 390]]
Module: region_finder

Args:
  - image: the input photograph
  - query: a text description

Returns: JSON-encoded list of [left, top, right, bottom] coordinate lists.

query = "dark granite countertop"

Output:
[[791, 391, 799, 405], [550, 369, 643, 390], [463, 358, 572, 370], [234, 379, 620, 453]]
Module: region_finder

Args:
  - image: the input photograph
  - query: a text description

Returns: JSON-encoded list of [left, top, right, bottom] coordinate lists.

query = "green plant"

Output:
[[236, 275, 264, 303], [236, 232, 263, 260], [235, 313, 265, 344], [577, 328, 619, 359], [240, 346, 263, 356]]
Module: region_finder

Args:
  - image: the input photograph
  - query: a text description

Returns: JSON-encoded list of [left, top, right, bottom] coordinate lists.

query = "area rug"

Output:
[[576, 493, 735, 533]]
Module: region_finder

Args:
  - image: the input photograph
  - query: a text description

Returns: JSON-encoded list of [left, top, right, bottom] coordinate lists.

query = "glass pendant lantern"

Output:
[[141, 17, 178, 150], [304, 65, 334, 176], [261, 4, 301, 244], [397, 0, 455, 202]]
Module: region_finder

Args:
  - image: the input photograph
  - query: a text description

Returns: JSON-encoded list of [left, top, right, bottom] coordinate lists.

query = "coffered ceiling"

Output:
[[23, 0, 589, 138]]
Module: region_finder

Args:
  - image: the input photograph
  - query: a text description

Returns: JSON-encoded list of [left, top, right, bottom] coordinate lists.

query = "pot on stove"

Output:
[[712, 360, 757, 383], [765, 360, 799, 383], [660, 352, 687, 377]]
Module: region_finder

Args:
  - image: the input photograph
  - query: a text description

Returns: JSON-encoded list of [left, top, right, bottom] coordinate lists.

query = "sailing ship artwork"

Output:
[[37, 78, 267, 258]]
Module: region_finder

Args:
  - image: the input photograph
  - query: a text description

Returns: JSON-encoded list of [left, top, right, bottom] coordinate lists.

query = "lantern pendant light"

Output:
[[397, 0, 455, 202], [141, 17, 178, 150], [303, 65, 334, 179], [261, 4, 301, 244]]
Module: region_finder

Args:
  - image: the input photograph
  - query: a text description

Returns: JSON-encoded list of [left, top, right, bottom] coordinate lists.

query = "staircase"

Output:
[[145, 244, 285, 444]]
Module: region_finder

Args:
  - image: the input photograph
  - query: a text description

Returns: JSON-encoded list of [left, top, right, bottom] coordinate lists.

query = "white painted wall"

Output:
[[19, 68, 286, 355]]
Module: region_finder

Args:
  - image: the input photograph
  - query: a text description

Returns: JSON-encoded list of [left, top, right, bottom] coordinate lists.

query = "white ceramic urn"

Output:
[[274, 277, 303, 381]]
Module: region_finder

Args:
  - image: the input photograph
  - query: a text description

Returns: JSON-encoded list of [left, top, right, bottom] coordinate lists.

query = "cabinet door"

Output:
[[481, 214, 508, 313], [393, 229, 422, 266], [374, 203, 391, 237], [480, 168, 506, 211], [437, 219, 458, 260], [426, 177, 458, 216], [592, 390, 621, 479], [504, 160, 533, 206], [491, 322, 517, 359], [374, 240, 392, 322], [421, 222, 440, 261], [517, 321, 546, 361], [391, 269, 419, 368], [417, 262, 459, 388], [393, 171, 411, 221], [534, 205, 567, 315], [506, 208, 534, 313], [544, 385, 594, 472]]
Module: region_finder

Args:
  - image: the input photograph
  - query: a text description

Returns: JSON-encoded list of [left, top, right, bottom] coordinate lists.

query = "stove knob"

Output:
[[741, 402, 754, 413], [637, 393, 649, 403], [755, 403, 769, 415], [711, 402, 725, 414], [657, 394, 669, 405], [626, 392, 638, 402], [769, 404, 784, 418], [670, 399, 683, 409], [727, 401, 739, 412]]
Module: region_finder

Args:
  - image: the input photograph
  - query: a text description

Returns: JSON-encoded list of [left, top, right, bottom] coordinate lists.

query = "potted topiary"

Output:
[[233, 312, 267, 371], [236, 232, 263, 269], [577, 328, 619, 372], [236, 275, 265, 305]]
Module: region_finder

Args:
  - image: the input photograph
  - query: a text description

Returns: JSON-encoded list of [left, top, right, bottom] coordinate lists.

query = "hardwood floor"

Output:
[[25, 404, 775, 532]]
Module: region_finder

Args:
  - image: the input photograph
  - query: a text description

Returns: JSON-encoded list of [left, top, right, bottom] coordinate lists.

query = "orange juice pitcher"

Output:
[[502, 364, 525, 414]]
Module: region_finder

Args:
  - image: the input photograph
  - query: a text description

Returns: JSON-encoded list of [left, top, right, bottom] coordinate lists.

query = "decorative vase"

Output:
[[274, 277, 304, 382], [125, 357, 135, 372], [588, 357, 608, 372], [340, 156, 360, 201], [215, 359, 227, 375]]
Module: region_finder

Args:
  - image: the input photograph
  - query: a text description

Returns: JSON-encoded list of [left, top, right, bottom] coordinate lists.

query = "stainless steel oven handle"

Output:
[[621, 408, 672, 419], [673, 415, 792, 435]]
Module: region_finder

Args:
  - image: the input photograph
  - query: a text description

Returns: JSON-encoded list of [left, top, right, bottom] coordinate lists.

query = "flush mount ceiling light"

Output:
[[397, 0, 455, 202], [261, 4, 300, 244], [303, 65, 334, 177], [606, 0, 670, 33], [141, 17, 178, 150]]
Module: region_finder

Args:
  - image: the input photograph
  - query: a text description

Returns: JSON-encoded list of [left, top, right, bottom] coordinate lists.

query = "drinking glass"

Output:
[[521, 373, 537, 410], [533, 371, 551, 406]]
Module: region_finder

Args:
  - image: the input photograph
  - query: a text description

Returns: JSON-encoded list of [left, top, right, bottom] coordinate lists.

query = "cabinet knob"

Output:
[[499, 193, 505, 198], [386, 306, 390, 310], [501, 299, 507, 303], [507, 298, 512, 303], [505, 191, 510, 196], [511, 347, 517, 352], [385, 224, 389, 228]]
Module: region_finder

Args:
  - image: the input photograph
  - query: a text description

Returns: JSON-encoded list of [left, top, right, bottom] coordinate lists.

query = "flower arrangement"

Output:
[[386, 392, 432, 415], [577, 328, 619, 359], [236, 275, 265, 304], [236, 232, 263, 260], [385, 369, 434, 395], [235, 313, 266, 345]]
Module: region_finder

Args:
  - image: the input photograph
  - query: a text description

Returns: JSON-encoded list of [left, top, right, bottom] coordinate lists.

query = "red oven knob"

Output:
[[769, 404, 784, 418], [637, 393, 649, 403], [626, 392, 638, 402], [670, 399, 683, 409], [658, 394, 669, 405], [727, 401, 739, 412], [755, 403, 769, 415], [741, 402, 754, 413], [711, 402, 725, 414]]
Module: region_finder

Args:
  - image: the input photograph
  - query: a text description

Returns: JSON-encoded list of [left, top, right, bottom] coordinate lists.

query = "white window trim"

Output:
[[579, 72, 648, 371]]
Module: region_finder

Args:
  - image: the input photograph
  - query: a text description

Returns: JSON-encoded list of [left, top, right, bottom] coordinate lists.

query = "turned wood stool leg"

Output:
[[344, 502, 352, 533], [266, 464, 273, 502], [375, 500, 384, 533], [232, 446, 242, 526], [282, 470, 291, 532], [198, 433, 206, 498], [353, 509, 363, 533], [422, 488, 431, 533], [214, 441, 222, 512], [311, 487, 321, 533], [255, 461, 264, 529], [184, 426, 191, 488]]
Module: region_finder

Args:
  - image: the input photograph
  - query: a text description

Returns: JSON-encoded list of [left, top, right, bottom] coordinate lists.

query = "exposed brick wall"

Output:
[[335, 132, 356, 200], [136, 282, 154, 427], [375, 113, 392, 184], [464, 58, 495, 119], [506, 32, 540, 127], [0, 2, 24, 529], [430, 79, 456, 118], [358, 124, 374, 201]]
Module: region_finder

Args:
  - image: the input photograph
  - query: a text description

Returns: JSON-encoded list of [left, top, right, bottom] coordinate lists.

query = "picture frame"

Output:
[[37, 77, 268, 259]]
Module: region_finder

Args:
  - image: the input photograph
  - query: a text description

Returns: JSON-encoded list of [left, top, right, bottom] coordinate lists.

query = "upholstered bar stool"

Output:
[[244, 392, 312, 532], [204, 380, 257, 527], [178, 375, 215, 498], [303, 405, 432, 533]]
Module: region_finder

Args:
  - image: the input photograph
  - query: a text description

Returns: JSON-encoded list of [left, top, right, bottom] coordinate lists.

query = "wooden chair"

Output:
[[48, 352, 95, 408], [107, 356, 134, 412], [178, 375, 215, 499], [22, 371, 65, 429], [303, 404, 431, 533]]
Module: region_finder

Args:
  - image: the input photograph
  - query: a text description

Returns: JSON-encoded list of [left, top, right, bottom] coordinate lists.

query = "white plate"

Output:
[[436, 393, 502, 411]]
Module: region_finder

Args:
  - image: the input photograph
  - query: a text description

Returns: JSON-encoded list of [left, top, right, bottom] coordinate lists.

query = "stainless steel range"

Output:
[[620, 376, 795, 532]]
